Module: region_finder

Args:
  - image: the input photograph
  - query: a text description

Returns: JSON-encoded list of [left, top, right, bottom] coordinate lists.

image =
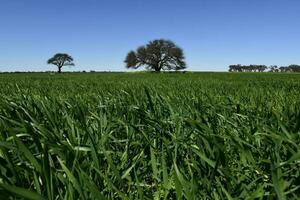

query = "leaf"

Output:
[[191, 145, 216, 168], [57, 157, 83, 197], [278, 151, 300, 168], [13, 133, 42, 173], [0, 183, 46, 200], [73, 146, 92, 152], [150, 147, 159, 181]]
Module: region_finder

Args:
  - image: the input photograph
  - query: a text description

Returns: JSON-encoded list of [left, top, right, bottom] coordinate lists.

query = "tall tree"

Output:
[[47, 53, 74, 73], [125, 39, 186, 72]]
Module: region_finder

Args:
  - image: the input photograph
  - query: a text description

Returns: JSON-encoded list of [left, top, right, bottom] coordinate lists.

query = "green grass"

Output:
[[0, 72, 299, 199]]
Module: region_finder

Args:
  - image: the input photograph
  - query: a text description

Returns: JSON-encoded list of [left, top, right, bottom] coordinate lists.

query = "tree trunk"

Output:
[[58, 66, 62, 73], [154, 63, 161, 72]]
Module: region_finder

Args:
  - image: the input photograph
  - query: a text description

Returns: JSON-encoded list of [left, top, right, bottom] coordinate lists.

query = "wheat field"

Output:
[[0, 72, 299, 199]]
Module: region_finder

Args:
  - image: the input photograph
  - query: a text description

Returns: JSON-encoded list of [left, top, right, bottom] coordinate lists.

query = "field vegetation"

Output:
[[0, 72, 299, 199]]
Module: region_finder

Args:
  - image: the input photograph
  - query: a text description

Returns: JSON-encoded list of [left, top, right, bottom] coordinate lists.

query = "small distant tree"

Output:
[[47, 53, 74, 73], [288, 64, 300, 72], [279, 66, 288, 72], [269, 65, 278, 72], [228, 64, 243, 72], [258, 65, 268, 72], [125, 39, 186, 72]]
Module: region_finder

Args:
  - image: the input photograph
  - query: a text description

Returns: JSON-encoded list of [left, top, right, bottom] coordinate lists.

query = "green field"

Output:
[[0, 72, 299, 199]]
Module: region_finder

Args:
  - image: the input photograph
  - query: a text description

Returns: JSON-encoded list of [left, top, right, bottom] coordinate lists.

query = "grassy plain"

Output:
[[0, 72, 299, 199]]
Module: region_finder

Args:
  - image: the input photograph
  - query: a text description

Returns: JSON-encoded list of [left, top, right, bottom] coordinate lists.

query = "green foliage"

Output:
[[47, 53, 74, 73], [125, 39, 186, 72], [0, 72, 299, 199], [229, 64, 300, 72]]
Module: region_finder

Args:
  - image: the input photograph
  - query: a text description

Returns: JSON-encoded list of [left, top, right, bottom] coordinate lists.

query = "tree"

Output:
[[269, 65, 279, 72], [258, 65, 268, 72], [229, 64, 242, 72], [47, 53, 74, 73], [124, 39, 186, 72], [288, 64, 300, 72], [279, 66, 288, 72]]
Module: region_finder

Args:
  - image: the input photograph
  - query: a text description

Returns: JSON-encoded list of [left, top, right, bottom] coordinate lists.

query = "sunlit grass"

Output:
[[0, 72, 299, 199]]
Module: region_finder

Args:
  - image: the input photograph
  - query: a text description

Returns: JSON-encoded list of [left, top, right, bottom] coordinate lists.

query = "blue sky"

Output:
[[0, 0, 299, 72]]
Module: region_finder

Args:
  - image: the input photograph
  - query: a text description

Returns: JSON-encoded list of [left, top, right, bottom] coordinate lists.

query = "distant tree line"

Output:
[[229, 65, 267, 72], [229, 64, 300, 72]]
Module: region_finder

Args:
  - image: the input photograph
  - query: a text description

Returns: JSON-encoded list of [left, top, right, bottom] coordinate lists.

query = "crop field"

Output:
[[0, 72, 299, 199]]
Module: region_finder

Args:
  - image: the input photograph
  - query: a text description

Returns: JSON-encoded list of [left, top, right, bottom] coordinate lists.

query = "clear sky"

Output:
[[0, 0, 299, 72]]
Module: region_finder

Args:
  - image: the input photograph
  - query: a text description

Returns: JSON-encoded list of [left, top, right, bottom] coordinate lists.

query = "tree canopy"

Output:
[[229, 64, 268, 72], [47, 53, 74, 73], [229, 64, 300, 73], [125, 39, 186, 72]]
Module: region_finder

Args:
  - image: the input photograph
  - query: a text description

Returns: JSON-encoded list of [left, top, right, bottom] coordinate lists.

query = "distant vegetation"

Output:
[[229, 64, 300, 72], [47, 53, 75, 73], [125, 39, 186, 72], [0, 73, 300, 199]]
